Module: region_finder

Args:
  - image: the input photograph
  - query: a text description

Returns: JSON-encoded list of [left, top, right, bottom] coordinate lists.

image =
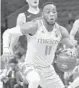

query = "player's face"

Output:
[[43, 4, 57, 25], [26, 0, 39, 7]]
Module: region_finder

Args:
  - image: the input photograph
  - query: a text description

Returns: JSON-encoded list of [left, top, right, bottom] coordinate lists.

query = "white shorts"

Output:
[[23, 65, 64, 88]]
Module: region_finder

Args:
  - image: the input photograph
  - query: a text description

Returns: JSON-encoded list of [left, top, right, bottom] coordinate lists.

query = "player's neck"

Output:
[[28, 6, 40, 14], [42, 19, 55, 32]]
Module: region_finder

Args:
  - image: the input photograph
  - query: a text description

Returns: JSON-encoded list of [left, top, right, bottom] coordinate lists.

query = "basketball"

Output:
[[56, 49, 77, 72]]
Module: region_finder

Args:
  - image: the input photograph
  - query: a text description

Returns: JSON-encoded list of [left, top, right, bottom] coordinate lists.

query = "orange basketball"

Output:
[[56, 50, 77, 72]]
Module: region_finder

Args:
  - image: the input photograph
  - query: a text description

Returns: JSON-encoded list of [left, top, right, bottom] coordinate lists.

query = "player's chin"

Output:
[[49, 20, 55, 25], [33, 3, 38, 7]]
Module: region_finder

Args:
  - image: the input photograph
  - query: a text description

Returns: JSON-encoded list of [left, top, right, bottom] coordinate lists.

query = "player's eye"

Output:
[[53, 11, 56, 14], [46, 11, 50, 14]]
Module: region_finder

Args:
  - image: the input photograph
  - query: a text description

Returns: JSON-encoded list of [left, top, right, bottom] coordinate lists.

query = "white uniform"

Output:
[[3, 28, 22, 55], [24, 20, 64, 88], [3, 13, 26, 54]]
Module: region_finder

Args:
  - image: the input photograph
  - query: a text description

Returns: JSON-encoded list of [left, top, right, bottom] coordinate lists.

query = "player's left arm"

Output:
[[70, 20, 79, 40], [60, 26, 75, 48]]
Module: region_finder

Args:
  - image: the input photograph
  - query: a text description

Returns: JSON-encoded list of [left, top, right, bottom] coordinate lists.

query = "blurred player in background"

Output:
[[17, 0, 42, 54], [3, 2, 76, 88], [67, 19, 79, 88]]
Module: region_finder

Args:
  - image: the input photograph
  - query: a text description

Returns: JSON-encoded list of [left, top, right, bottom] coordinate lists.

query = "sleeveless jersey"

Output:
[[24, 9, 42, 21], [25, 19, 62, 67]]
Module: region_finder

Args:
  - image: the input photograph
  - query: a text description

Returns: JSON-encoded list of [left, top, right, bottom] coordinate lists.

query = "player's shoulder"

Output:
[[24, 10, 31, 16], [74, 19, 79, 23], [73, 19, 79, 25], [3, 28, 11, 34], [18, 13, 26, 17], [58, 24, 67, 33], [17, 13, 26, 20]]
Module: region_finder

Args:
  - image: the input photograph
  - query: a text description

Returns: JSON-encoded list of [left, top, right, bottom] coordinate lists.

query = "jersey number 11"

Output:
[[45, 45, 52, 55]]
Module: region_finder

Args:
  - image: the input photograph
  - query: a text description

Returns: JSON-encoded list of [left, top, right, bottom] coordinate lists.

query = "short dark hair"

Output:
[[42, 2, 56, 9]]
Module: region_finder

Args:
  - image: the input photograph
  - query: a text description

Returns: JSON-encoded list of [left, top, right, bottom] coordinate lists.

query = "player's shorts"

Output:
[[23, 64, 65, 88]]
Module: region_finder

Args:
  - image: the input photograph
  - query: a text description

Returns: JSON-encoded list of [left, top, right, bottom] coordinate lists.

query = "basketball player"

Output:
[[63, 19, 79, 87], [2, 17, 24, 69], [16, 0, 42, 56], [67, 19, 79, 88], [2, 2, 75, 88]]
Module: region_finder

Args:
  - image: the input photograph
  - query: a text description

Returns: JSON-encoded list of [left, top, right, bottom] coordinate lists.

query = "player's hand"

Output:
[[1, 51, 13, 63], [61, 48, 77, 58]]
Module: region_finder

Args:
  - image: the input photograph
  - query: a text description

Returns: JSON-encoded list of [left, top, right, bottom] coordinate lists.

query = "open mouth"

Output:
[[34, 1, 37, 4], [50, 18, 54, 20]]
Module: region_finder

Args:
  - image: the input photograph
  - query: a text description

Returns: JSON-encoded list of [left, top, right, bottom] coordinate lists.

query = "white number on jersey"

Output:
[[45, 45, 52, 55]]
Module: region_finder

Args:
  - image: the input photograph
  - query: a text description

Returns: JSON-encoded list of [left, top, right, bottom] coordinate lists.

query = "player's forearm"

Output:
[[3, 26, 22, 53], [70, 20, 79, 40], [3, 31, 10, 53], [70, 34, 75, 40]]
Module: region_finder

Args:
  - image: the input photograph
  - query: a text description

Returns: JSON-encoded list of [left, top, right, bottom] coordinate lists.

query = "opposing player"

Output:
[[17, 0, 42, 53], [17, 0, 41, 24], [1, 16, 25, 69], [67, 19, 79, 88], [2, 2, 75, 88]]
